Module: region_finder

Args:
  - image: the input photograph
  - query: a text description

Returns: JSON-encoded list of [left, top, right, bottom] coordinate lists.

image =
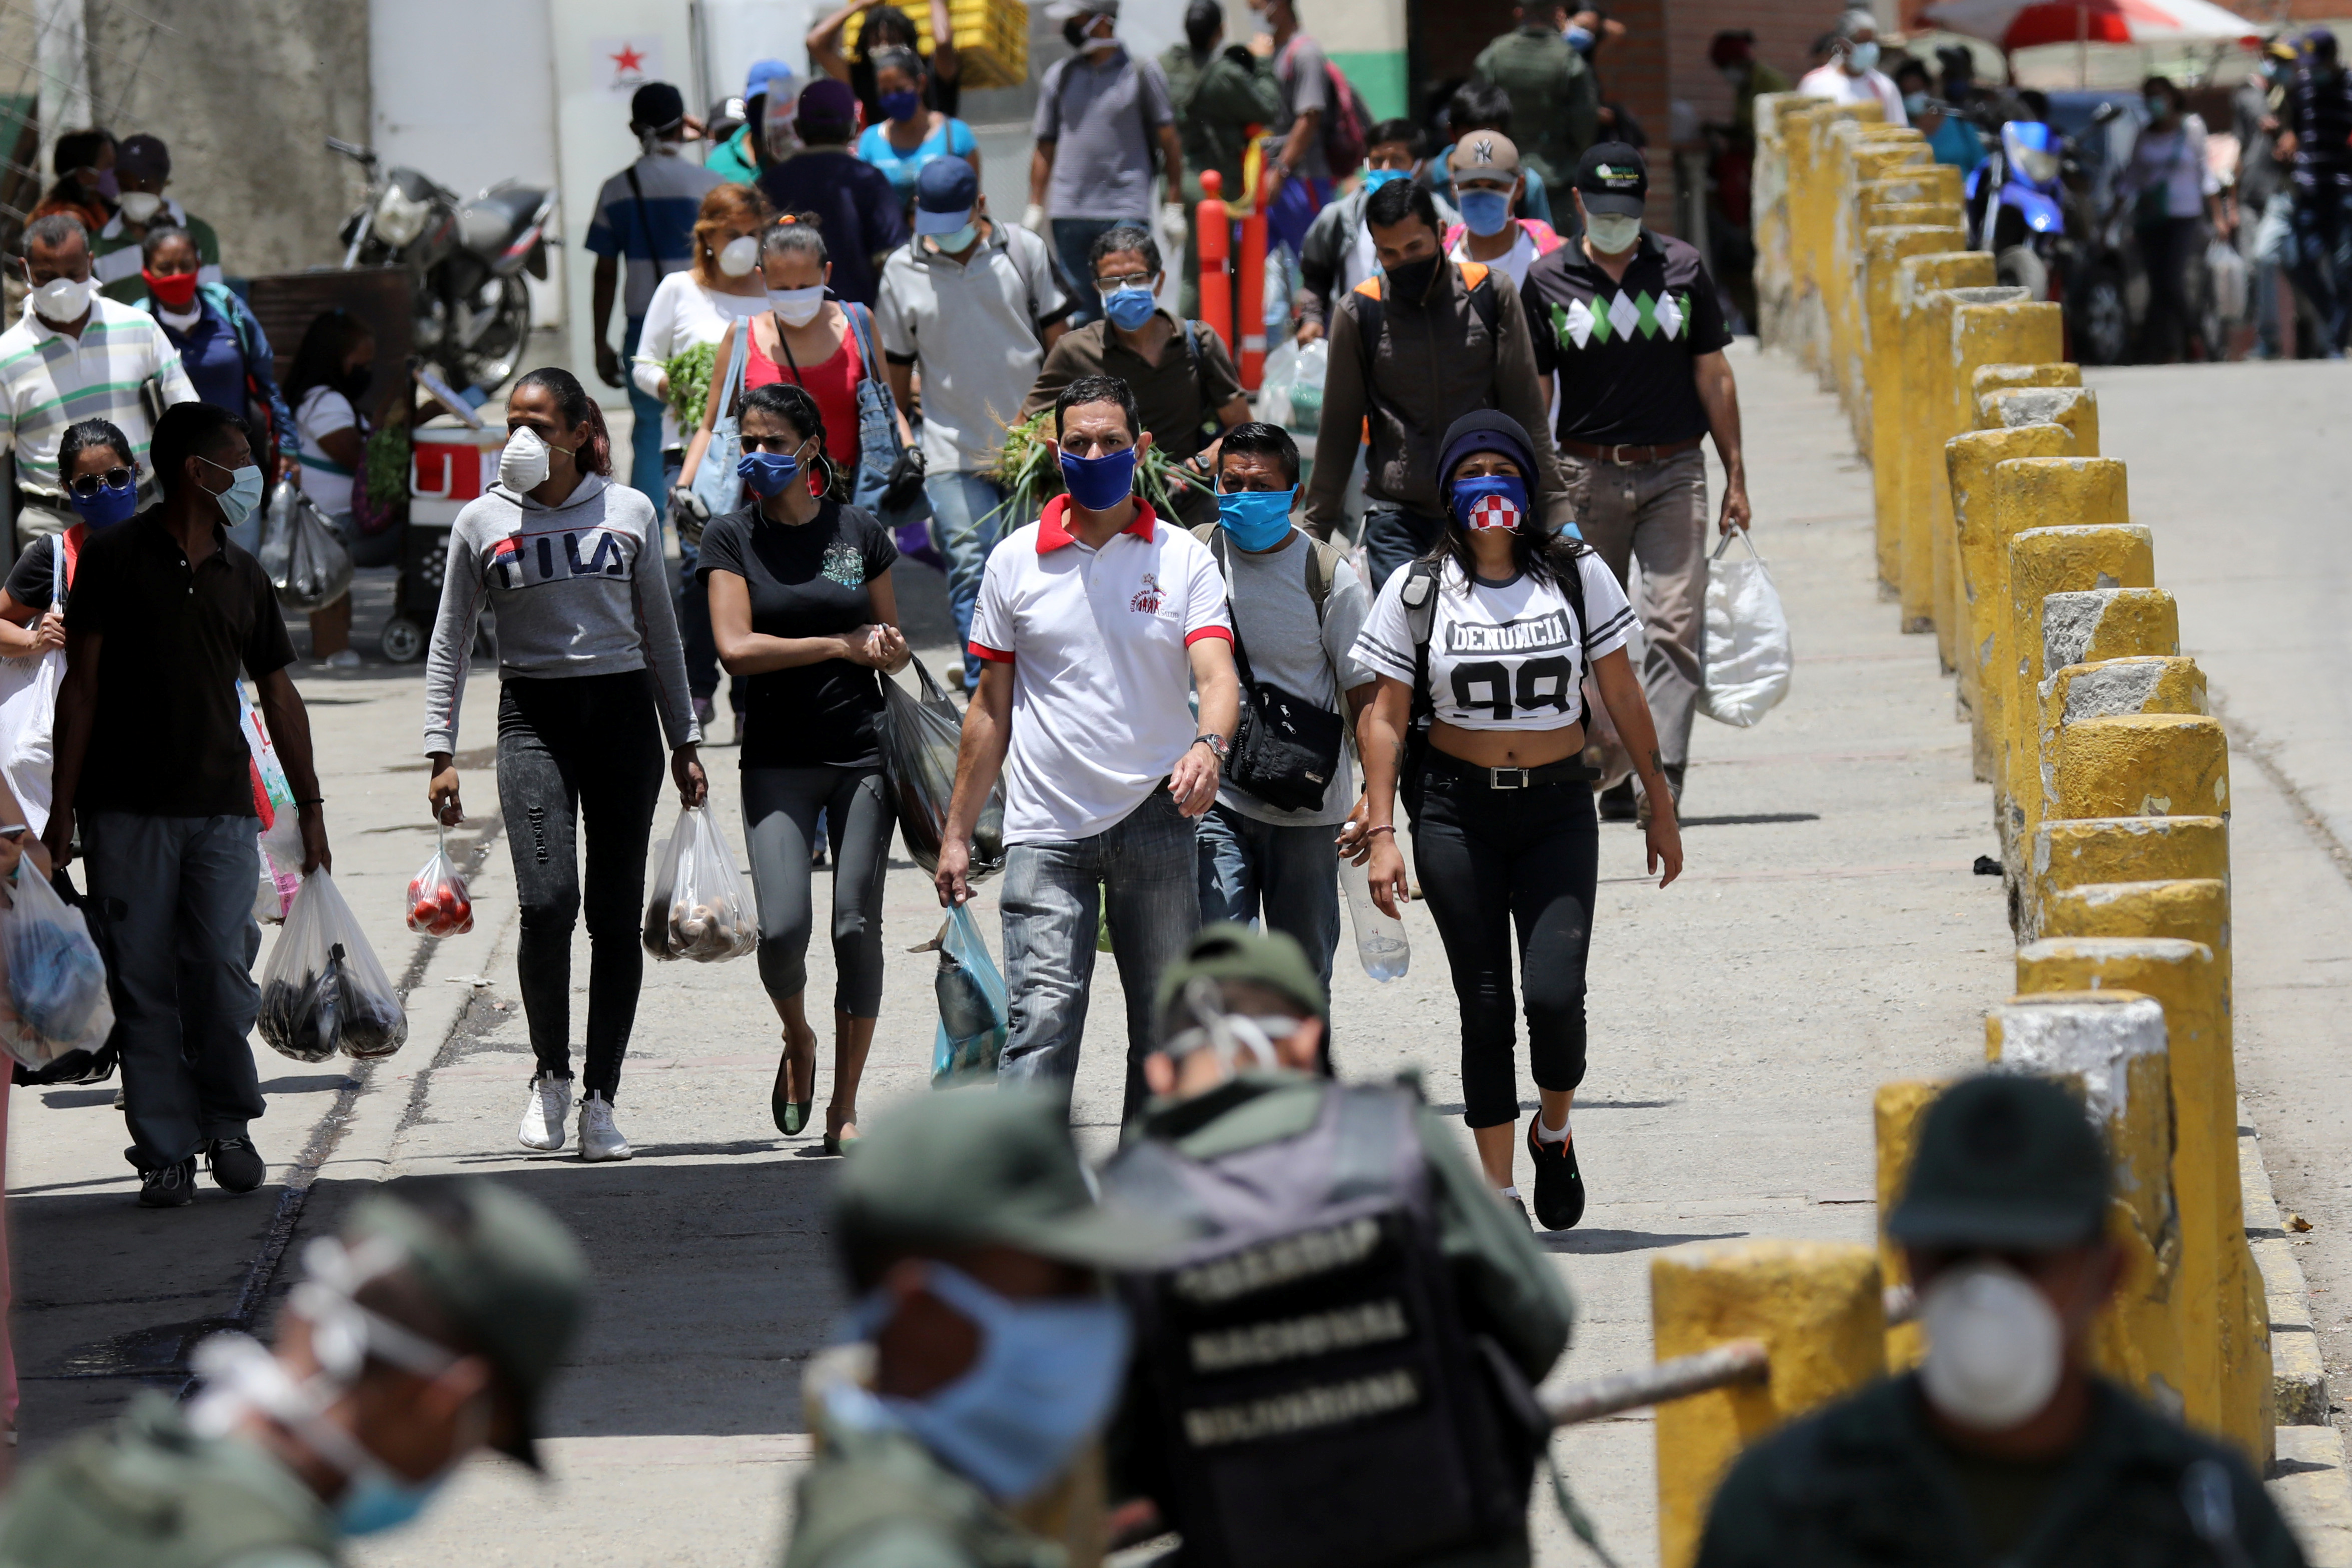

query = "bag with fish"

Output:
[[928, 902, 1008, 1086], [641, 805, 757, 963], [0, 861, 115, 1071], [879, 656, 1005, 882], [256, 870, 408, 1063]]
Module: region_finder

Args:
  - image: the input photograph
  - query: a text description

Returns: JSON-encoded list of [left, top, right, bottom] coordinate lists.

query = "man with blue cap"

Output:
[[708, 59, 801, 183], [877, 157, 1070, 689]]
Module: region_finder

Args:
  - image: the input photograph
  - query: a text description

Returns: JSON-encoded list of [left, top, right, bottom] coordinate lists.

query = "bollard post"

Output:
[[1828, 128, 1922, 414], [1751, 93, 1809, 346], [1653, 1240, 1886, 1568], [1980, 384, 2101, 457], [1937, 297, 2064, 667], [1884, 252, 1995, 593], [2032, 655, 2211, 927], [1864, 227, 1966, 581], [1972, 360, 2081, 416], [1946, 426, 2074, 780], [2048, 712, 2223, 824], [1985, 991, 2184, 1416], [1873, 1082, 1940, 1369], [2016, 937, 2269, 1466], [2034, 816, 2228, 936], [1907, 285, 2029, 637], [1237, 163, 1270, 392], [1194, 170, 1232, 355]]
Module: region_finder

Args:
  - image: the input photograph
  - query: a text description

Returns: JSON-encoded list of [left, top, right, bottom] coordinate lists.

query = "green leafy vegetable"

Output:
[[363, 425, 408, 509], [982, 410, 1211, 531], [664, 341, 719, 431]]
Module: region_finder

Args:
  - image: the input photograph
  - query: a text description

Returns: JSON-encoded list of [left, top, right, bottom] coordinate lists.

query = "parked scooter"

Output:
[[326, 138, 553, 393], [1966, 119, 2069, 306]]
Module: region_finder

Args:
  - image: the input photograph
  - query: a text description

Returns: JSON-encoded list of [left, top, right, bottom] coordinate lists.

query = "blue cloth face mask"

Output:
[[736, 446, 805, 497], [337, 1468, 451, 1536], [1564, 23, 1595, 51], [1215, 486, 1296, 551], [200, 457, 264, 530], [1101, 285, 1157, 331], [1847, 40, 1880, 72], [1457, 188, 1512, 237], [851, 1263, 1132, 1502], [1451, 473, 1529, 531], [880, 89, 923, 122], [68, 473, 137, 528], [1360, 167, 1410, 196], [1059, 445, 1139, 512]]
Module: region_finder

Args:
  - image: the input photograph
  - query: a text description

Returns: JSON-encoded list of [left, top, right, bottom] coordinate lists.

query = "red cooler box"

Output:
[[410, 421, 509, 525]]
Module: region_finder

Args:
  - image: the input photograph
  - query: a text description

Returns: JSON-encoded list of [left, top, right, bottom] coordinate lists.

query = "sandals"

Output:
[[771, 1030, 817, 1137]]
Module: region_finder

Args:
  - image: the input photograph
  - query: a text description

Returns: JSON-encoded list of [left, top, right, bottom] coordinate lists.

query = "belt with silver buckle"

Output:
[[1424, 752, 1600, 791]]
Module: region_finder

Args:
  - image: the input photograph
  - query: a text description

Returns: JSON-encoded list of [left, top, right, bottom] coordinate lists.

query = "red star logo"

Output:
[[611, 44, 645, 74]]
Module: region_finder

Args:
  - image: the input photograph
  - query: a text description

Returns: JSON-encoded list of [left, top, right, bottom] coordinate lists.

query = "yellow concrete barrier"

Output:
[[2034, 816, 2229, 932], [1865, 227, 1969, 582], [1998, 510, 2145, 857], [2016, 937, 2269, 1466], [2032, 657, 2210, 910], [1873, 1081, 1940, 1369], [1985, 991, 2183, 1417], [1972, 362, 2082, 414], [1654, 1241, 1887, 1568], [1980, 384, 2101, 456], [1947, 426, 2074, 778], [1906, 284, 2030, 634], [2049, 712, 2222, 823], [1828, 130, 1926, 414], [1882, 252, 1995, 590], [1936, 297, 2064, 665]]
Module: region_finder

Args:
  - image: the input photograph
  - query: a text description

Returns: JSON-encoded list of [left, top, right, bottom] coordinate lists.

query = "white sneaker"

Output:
[[518, 1074, 572, 1151], [578, 1093, 632, 1161], [319, 647, 362, 670]]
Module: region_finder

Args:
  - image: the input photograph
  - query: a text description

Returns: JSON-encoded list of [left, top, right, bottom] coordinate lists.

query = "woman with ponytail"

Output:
[[698, 381, 907, 1153], [421, 367, 706, 1164]]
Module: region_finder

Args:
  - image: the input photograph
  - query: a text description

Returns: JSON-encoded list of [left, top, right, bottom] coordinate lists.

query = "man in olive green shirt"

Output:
[[0, 1177, 587, 1567], [1471, 7, 1599, 193], [1163, 0, 1283, 317]]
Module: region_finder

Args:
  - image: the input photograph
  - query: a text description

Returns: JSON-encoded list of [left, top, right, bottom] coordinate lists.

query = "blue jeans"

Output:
[[1194, 802, 1342, 993], [82, 813, 266, 1171], [998, 789, 1201, 1120], [2289, 185, 2352, 353], [1361, 507, 1445, 595], [621, 314, 665, 504], [927, 471, 1010, 688], [1052, 217, 1128, 328]]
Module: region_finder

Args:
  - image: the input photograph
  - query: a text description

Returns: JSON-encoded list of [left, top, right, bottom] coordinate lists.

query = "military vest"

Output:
[[785, 1422, 1065, 1568]]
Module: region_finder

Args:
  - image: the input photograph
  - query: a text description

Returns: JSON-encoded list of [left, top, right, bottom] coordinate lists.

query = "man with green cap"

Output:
[[0, 1174, 589, 1565], [1097, 923, 1575, 1566], [786, 1088, 1178, 1568], [1697, 1073, 2304, 1568]]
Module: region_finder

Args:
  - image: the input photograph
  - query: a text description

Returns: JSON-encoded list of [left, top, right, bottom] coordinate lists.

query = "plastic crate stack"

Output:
[[844, 0, 1029, 90]]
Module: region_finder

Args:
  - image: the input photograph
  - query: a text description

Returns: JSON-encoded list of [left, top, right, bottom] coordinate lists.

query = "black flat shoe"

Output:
[[774, 1092, 813, 1137], [1525, 1118, 1586, 1231]]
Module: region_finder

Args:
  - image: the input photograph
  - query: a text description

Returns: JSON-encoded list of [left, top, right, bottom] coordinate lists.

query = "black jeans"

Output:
[[497, 670, 666, 1098], [2136, 216, 2204, 363], [1410, 764, 1599, 1129]]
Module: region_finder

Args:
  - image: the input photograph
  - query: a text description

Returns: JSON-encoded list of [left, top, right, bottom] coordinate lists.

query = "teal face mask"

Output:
[[198, 455, 264, 529], [932, 221, 978, 252], [337, 1468, 451, 1536], [1214, 486, 1296, 550], [1360, 168, 1410, 196]]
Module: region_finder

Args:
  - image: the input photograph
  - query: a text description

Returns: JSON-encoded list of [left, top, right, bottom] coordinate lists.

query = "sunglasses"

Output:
[[68, 467, 133, 497]]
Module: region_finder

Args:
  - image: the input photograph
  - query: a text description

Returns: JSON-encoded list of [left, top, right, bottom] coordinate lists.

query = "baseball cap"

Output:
[[1154, 923, 1329, 1030], [344, 1177, 590, 1469], [914, 156, 980, 236], [116, 133, 170, 183], [743, 58, 795, 102], [1887, 1075, 2111, 1252], [1575, 142, 1648, 217], [630, 82, 687, 133], [796, 77, 860, 137], [834, 1089, 1182, 1271], [1450, 130, 1522, 187]]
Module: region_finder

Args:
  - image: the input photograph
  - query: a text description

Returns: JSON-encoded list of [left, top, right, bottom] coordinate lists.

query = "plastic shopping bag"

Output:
[[0, 864, 115, 1071], [1697, 529, 1792, 728], [2206, 238, 2248, 325], [258, 484, 354, 614], [257, 870, 408, 1062], [641, 805, 756, 962], [879, 656, 1004, 882], [0, 538, 64, 836], [405, 829, 473, 938], [929, 903, 1007, 1086], [1254, 338, 1328, 436], [241, 685, 303, 922]]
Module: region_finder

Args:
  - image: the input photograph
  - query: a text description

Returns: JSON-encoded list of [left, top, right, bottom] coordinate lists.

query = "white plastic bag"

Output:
[[2206, 238, 2248, 325], [1697, 529, 1792, 727], [0, 863, 114, 1071], [257, 870, 408, 1062], [641, 805, 757, 962], [0, 542, 66, 835], [1255, 338, 1328, 437], [257, 485, 354, 613]]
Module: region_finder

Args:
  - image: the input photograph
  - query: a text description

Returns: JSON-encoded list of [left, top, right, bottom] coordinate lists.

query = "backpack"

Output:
[[1099, 1081, 1547, 1568], [1282, 40, 1369, 175]]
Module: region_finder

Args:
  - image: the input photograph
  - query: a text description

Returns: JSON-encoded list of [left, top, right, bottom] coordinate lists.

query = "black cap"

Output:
[[630, 82, 686, 132], [117, 133, 170, 182], [1575, 142, 1648, 217], [1887, 1075, 2110, 1252]]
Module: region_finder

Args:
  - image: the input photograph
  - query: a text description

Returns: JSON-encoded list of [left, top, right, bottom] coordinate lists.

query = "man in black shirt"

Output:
[[46, 400, 329, 1208], [2282, 28, 2352, 355], [1523, 143, 1748, 818]]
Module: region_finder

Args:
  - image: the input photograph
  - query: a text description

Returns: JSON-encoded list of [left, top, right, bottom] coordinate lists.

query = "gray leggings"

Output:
[[743, 765, 893, 1015]]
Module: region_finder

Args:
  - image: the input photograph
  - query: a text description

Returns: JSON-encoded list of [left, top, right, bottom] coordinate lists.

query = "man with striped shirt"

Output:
[[0, 213, 196, 546]]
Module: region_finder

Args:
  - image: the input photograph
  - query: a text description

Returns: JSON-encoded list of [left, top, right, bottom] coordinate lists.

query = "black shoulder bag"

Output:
[[1206, 529, 1346, 814]]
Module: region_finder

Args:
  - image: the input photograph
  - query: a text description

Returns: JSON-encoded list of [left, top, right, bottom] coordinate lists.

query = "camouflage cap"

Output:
[[1888, 1075, 2110, 1252], [346, 1177, 590, 1468], [1153, 922, 1329, 1030], [835, 1089, 1179, 1273]]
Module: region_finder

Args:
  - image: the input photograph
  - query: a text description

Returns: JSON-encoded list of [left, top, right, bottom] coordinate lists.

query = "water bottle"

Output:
[[1339, 855, 1410, 982]]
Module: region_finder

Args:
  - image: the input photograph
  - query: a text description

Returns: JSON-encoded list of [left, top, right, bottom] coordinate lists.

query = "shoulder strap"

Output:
[[1305, 534, 1340, 623], [622, 166, 657, 263], [1462, 265, 1500, 340], [1403, 558, 1441, 727], [1558, 549, 1590, 723]]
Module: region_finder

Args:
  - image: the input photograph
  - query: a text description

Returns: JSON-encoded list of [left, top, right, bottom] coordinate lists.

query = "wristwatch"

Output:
[[1191, 732, 1229, 762]]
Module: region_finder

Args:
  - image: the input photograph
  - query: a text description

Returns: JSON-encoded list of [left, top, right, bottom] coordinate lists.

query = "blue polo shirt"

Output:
[[585, 153, 722, 317]]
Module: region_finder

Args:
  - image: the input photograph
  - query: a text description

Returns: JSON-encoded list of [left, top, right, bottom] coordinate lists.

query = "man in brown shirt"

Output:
[[1304, 177, 1569, 589], [1021, 223, 1249, 525]]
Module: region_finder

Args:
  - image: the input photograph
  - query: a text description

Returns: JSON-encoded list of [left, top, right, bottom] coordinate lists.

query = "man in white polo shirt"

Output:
[[938, 375, 1240, 1118]]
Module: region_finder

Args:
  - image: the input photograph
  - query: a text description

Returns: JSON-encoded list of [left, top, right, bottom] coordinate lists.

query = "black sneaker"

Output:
[[1506, 1195, 1532, 1229], [1525, 1119, 1586, 1231], [1598, 780, 1638, 822], [203, 1137, 266, 1194], [138, 1158, 196, 1209]]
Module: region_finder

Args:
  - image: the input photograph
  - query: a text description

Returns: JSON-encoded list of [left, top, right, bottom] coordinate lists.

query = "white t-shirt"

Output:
[[631, 270, 765, 450], [1351, 553, 1635, 730], [969, 497, 1232, 843], [1448, 226, 1543, 291], [294, 387, 357, 519]]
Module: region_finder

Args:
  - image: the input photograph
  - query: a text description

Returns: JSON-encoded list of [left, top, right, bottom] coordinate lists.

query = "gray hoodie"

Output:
[[421, 473, 699, 755]]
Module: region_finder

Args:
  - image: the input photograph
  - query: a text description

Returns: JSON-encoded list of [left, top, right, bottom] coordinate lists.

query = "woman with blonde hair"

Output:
[[633, 182, 774, 737]]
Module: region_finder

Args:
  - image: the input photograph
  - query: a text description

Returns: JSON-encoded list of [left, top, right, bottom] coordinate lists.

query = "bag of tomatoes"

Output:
[[405, 831, 473, 939]]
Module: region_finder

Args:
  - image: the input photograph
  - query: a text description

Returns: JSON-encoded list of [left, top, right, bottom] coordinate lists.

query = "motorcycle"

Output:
[[326, 138, 553, 394], [1966, 119, 2070, 309]]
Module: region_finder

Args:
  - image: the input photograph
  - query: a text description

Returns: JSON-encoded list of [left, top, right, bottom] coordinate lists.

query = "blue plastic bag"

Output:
[[0, 863, 114, 1071], [930, 903, 1007, 1087]]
